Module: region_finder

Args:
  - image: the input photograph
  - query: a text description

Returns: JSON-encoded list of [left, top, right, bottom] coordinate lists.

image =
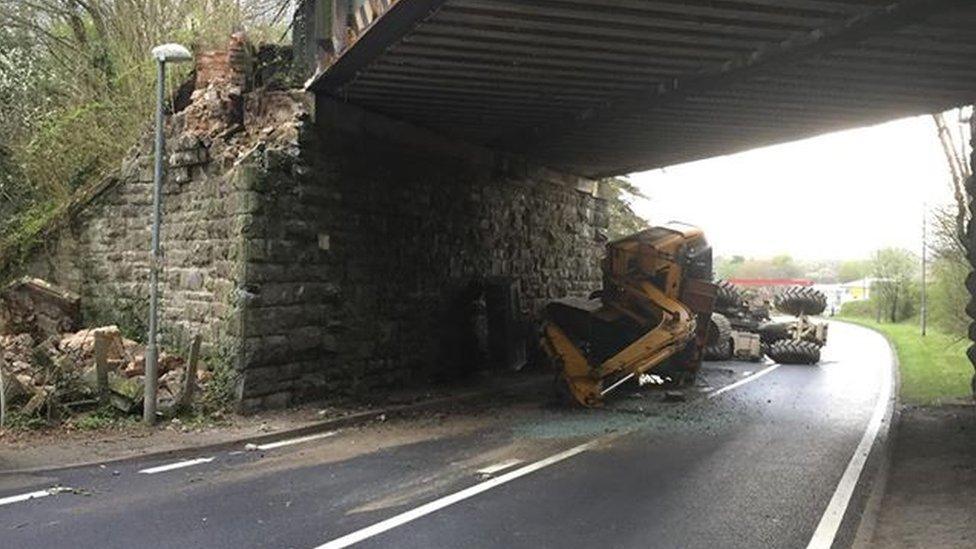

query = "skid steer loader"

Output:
[[540, 223, 717, 407]]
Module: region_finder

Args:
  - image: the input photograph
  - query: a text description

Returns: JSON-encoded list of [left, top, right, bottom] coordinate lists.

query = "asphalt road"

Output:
[[0, 321, 893, 549]]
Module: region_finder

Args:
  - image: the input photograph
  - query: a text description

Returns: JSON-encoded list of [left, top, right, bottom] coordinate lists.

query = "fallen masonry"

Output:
[[0, 278, 206, 421]]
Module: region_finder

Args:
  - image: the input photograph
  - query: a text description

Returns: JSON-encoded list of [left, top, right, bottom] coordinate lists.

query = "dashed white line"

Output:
[[314, 441, 598, 549], [138, 457, 215, 474], [251, 431, 338, 451], [707, 363, 781, 399], [476, 458, 523, 476], [0, 486, 72, 506]]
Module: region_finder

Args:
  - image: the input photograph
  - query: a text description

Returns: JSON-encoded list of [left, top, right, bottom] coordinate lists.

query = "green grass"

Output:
[[838, 317, 973, 405]]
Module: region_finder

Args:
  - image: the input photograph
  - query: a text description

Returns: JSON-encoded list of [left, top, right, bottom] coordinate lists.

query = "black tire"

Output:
[[767, 340, 821, 365], [775, 286, 827, 316], [758, 321, 792, 344], [704, 313, 733, 361], [715, 280, 743, 310]]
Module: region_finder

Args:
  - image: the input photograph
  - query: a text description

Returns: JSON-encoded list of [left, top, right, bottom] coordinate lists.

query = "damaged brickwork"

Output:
[[13, 46, 609, 411]]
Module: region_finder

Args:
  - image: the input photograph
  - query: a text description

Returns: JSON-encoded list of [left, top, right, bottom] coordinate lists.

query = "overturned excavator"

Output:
[[540, 223, 717, 407]]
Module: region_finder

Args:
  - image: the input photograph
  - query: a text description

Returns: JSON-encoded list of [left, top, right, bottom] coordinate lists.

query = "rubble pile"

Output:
[[0, 278, 206, 420], [0, 278, 80, 339]]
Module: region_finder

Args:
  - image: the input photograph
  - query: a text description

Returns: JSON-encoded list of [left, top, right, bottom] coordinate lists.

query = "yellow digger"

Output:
[[540, 223, 717, 407]]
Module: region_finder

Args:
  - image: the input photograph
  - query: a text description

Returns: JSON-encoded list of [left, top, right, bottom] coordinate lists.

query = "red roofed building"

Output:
[[727, 278, 814, 288]]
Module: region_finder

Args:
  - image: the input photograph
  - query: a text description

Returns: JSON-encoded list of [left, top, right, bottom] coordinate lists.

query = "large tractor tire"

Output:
[[767, 340, 821, 365], [775, 286, 827, 316], [715, 279, 743, 310], [704, 313, 733, 361], [758, 321, 792, 345]]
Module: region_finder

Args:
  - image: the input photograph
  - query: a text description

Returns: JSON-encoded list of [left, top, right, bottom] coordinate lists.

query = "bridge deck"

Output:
[[308, 0, 976, 176]]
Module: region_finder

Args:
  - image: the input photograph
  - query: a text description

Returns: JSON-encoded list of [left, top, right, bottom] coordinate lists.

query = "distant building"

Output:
[[814, 278, 877, 315], [839, 278, 876, 302]]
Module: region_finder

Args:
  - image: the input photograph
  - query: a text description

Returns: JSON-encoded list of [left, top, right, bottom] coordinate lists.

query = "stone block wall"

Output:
[[15, 83, 608, 411], [23, 126, 248, 358], [233, 98, 608, 408]]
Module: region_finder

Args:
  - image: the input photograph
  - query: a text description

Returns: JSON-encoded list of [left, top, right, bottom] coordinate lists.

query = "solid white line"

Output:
[[314, 441, 598, 549], [313, 362, 785, 548], [138, 457, 215, 474], [707, 363, 781, 399], [806, 353, 893, 549], [476, 458, 523, 476], [0, 487, 71, 506], [253, 431, 338, 451]]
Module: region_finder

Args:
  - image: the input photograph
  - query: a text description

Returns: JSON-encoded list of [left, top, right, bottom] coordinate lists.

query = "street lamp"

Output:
[[145, 43, 193, 425]]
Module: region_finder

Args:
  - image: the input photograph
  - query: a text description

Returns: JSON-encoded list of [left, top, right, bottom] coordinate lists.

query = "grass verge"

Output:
[[837, 316, 972, 406]]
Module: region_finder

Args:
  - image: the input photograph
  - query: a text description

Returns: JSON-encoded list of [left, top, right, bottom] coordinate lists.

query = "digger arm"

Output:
[[548, 278, 697, 407], [599, 279, 696, 378], [541, 223, 713, 407]]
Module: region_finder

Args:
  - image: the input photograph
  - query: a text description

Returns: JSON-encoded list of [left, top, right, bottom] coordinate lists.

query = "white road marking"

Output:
[[138, 457, 215, 474], [252, 431, 338, 451], [476, 458, 523, 476], [313, 361, 785, 548], [806, 351, 893, 549], [0, 486, 72, 506], [707, 364, 781, 399], [314, 441, 599, 549]]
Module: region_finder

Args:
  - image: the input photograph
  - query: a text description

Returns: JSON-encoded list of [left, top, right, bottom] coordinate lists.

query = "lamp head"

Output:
[[151, 44, 193, 63]]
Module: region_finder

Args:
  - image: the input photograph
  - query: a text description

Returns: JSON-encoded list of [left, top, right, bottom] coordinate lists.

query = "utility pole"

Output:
[[921, 203, 927, 337]]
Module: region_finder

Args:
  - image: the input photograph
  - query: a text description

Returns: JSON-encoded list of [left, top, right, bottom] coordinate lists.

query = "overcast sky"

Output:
[[628, 113, 964, 261]]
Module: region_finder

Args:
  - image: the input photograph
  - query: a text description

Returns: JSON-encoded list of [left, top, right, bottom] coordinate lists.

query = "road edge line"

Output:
[[138, 457, 215, 475], [806, 322, 897, 549], [0, 486, 72, 506], [253, 431, 338, 451]]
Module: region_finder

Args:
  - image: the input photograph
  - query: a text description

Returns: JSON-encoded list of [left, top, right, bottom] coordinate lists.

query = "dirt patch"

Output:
[[869, 405, 976, 548], [0, 374, 552, 472], [0, 404, 365, 472]]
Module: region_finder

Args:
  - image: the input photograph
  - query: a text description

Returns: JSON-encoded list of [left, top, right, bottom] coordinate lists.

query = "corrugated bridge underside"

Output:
[[310, 0, 976, 176]]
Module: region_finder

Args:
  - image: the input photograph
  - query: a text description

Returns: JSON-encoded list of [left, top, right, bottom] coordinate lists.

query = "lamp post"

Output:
[[145, 43, 193, 425]]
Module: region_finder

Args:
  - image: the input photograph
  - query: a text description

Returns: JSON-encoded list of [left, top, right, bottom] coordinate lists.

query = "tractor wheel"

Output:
[[715, 280, 743, 309], [704, 313, 733, 361], [767, 340, 821, 365], [758, 321, 791, 344], [775, 286, 827, 316]]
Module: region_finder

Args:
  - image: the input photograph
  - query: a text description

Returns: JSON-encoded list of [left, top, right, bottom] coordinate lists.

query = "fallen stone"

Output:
[[1, 371, 30, 403], [22, 386, 50, 416], [0, 278, 80, 339], [107, 374, 144, 413], [0, 333, 35, 373]]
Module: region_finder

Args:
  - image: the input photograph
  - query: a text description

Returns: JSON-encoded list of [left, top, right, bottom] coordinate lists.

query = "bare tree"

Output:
[[933, 110, 973, 250]]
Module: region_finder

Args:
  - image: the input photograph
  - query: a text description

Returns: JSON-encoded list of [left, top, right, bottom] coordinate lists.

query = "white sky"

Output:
[[629, 114, 961, 261]]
